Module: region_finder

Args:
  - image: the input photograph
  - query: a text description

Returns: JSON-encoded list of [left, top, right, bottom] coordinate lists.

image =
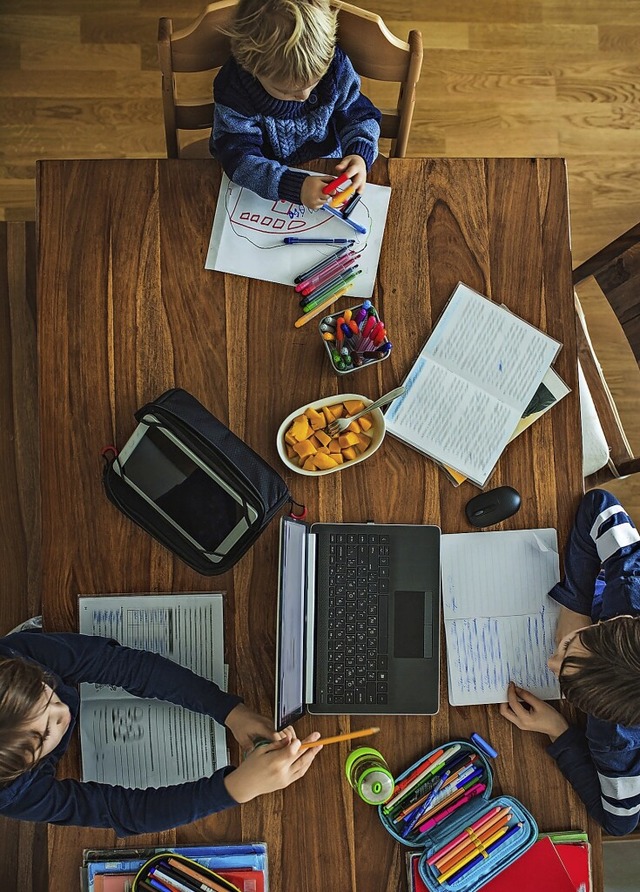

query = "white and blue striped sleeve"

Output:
[[549, 489, 640, 618], [548, 720, 640, 835]]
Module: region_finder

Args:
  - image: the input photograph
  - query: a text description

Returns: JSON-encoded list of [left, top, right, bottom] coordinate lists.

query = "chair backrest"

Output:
[[573, 221, 640, 485], [158, 0, 423, 159]]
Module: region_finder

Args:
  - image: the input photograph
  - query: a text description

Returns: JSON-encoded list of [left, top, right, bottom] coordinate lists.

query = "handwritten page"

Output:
[[441, 529, 561, 705], [78, 593, 228, 786], [205, 172, 391, 297], [384, 283, 561, 486]]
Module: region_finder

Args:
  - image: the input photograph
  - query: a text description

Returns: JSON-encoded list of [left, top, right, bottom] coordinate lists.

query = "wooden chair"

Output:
[[573, 220, 640, 486], [158, 0, 423, 159]]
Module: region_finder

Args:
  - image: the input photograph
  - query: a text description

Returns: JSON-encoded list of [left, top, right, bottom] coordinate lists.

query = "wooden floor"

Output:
[[1, 1, 640, 888]]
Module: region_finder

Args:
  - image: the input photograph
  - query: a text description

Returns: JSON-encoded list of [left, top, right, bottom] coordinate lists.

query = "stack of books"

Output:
[[81, 842, 268, 892]]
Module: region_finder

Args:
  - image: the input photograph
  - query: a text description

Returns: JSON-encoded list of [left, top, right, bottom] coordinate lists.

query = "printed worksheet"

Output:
[[441, 529, 562, 705], [205, 171, 391, 297], [78, 593, 228, 787]]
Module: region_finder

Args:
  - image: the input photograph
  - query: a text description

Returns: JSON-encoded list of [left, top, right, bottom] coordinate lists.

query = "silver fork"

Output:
[[326, 386, 406, 438]]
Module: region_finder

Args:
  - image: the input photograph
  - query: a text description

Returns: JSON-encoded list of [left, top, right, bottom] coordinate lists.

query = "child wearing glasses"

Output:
[[210, 0, 381, 209], [500, 489, 640, 835], [0, 631, 321, 834]]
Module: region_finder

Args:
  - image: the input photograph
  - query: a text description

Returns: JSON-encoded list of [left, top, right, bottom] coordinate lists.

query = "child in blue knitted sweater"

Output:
[[210, 0, 381, 208]]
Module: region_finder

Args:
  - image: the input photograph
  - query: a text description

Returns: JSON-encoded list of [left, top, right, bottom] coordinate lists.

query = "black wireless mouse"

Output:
[[465, 485, 521, 528]]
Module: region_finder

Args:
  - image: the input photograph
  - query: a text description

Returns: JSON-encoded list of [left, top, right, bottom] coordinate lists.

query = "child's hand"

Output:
[[301, 176, 335, 209], [223, 732, 323, 803], [334, 155, 367, 193], [224, 703, 294, 751], [499, 682, 569, 741]]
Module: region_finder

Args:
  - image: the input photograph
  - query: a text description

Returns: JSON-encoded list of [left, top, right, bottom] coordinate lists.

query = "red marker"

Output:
[[321, 172, 350, 195], [360, 314, 377, 340], [298, 254, 360, 295]]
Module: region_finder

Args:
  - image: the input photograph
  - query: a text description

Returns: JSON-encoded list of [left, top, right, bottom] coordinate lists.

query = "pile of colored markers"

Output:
[[425, 804, 519, 886], [293, 243, 362, 324], [320, 301, 391, 372], [382, 745, 487, 843], [137, 856, 236, 892]]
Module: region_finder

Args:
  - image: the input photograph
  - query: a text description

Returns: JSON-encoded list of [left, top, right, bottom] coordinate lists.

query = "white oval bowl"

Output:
[[277, 393, 386, 476]]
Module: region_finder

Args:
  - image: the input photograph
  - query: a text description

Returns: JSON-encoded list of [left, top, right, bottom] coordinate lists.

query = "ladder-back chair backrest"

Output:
[[573, 221, 640, 484], [158, 0, 422, 159]]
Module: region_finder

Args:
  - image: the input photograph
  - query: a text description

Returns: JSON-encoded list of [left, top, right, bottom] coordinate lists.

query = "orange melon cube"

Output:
[[341, 446, 357, 462], [338, 432, 359, 449], [344, 399, 365, 416], [293, 439, 316, 458], [314, 452, 338, 470], [305, 407, 325, 430], [358, 415, 373, 432]]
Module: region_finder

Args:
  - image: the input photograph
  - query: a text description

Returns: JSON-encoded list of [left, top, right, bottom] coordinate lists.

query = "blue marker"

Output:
[[284, 237, 355, 244], [471, 732, 498, 758], [322, 202, 367, 234]]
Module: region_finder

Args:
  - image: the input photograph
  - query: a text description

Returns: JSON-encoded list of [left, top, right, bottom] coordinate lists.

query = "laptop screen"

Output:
[[276, 518, 308, 729]]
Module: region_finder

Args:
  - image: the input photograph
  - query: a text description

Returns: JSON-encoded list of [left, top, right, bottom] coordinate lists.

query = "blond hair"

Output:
[[226, 0, 337, 86]]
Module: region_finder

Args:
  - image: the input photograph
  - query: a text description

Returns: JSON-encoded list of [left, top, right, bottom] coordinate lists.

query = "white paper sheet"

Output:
[[78, 593, 228, 787], [205, 172, 391, 297], [384, 283, 562, 485], [441, 529, 562, 705]]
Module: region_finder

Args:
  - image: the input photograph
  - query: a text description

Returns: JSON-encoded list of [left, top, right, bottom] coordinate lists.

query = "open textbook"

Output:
[[205, 171, 391, 297], [441, 529, 561, 706], [443, 366, 571, 485], [384, 283, 562, 486], [78, 593, 228, 787]]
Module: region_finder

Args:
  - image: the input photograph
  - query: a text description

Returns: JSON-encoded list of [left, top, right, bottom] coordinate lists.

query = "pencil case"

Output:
[[378, 737, 538, 892], [131, 851, 241, 892]]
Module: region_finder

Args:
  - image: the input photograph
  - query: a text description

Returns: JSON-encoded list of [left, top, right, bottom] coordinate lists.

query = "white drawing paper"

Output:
[[206, 172, 391, 297], [441, 529, 562, 706]]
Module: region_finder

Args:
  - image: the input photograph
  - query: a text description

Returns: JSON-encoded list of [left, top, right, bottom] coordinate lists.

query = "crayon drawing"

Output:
[[205, 171, 391, 297]]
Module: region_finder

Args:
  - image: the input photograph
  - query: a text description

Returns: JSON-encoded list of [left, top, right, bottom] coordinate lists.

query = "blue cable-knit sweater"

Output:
[[210, 46, 381, 204]]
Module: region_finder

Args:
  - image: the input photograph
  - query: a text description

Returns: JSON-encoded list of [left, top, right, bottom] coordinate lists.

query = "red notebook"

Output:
[[482, 838, 575, 892], [553, 843, 591, 892], [216, 868, 265, 892]]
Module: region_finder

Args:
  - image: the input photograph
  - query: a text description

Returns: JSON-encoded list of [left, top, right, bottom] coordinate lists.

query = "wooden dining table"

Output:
[[36, 156, 600, 891]]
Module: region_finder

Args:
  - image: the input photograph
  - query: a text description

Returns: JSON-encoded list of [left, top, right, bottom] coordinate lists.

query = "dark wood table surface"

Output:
[[37, 157, 600, 891]]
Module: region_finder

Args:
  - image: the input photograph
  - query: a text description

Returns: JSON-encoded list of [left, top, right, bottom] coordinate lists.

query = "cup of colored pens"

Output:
[[319, 301, 392, 374]]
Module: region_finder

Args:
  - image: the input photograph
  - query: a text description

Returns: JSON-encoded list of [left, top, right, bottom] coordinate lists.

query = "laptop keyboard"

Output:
[[325, 532, 390, 706]]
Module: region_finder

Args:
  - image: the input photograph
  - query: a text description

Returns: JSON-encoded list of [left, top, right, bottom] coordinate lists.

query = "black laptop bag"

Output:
[[103, 388, 291, 575]]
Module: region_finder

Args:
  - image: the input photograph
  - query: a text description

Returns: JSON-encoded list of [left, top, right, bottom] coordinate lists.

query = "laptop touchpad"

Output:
[[393, 591, 433, 658]]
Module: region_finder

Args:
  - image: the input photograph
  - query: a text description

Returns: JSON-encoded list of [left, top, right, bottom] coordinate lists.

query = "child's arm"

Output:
[[4, 632, 241, 726], [212, 104, 308, 203], [549, 489, 640, 619], [500, 682, 640, 835], [330, 49, 381, 179], [547, 720, 640, 836]]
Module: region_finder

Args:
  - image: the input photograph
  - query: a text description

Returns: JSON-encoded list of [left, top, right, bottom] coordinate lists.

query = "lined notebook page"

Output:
[[384, 283, 561, 485], [441, 529, 561, 705]]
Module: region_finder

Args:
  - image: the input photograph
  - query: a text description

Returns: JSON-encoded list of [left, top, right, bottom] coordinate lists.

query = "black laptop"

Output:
[[275, 517, 441, 729]]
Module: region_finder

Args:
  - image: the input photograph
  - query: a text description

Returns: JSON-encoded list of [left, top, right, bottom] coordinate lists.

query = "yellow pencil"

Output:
[[293, 283, 353, 328], [298, 726, 380, 750]]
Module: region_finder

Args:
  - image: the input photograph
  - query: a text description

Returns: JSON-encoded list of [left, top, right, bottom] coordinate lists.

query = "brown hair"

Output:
[[559, 615, 640, 727], [0, 657, 51, 783], [225, 0, 337, 86]]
